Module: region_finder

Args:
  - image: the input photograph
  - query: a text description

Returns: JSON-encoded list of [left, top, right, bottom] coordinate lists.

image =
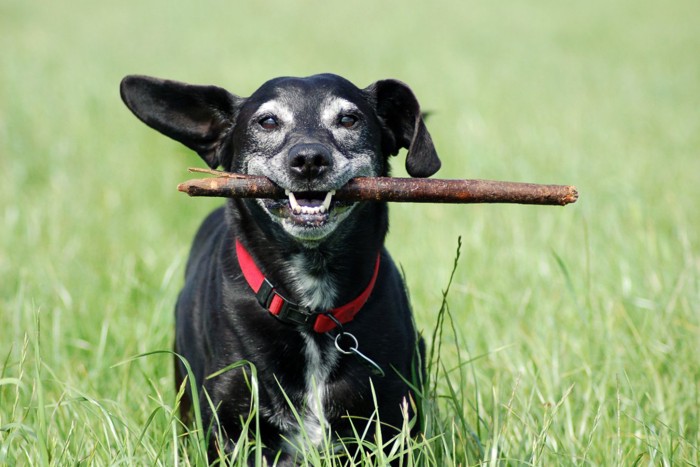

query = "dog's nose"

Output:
[[287, 143, 333, 181]]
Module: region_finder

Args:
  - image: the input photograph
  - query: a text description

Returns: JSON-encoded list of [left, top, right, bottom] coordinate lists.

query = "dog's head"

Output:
[[120, 73, 440, 242]]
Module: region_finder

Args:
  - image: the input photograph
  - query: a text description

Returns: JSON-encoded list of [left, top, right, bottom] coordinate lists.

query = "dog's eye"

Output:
[[258, 116, 279, 130], [338, 115, 358, 128]]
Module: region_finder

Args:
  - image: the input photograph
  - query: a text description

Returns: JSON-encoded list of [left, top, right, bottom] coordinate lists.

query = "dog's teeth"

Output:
[[301, 206, 320, 215], [322, 191, 334, 212], [288, 191, 301, 213], [287, 191, 333, 216]]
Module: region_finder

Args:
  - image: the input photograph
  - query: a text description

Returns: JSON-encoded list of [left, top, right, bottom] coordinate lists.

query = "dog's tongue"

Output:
[[296, 194, 324, 207]]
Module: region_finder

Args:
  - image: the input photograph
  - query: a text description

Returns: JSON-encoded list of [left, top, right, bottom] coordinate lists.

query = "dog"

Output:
[[120, 73, 441, 464]]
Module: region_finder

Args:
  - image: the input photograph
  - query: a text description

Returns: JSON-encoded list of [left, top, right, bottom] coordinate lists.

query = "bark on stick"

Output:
[[177, 169, 578, 206]]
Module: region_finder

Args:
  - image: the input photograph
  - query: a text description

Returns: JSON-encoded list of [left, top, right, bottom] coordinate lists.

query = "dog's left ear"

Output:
[[365, 79, 441, 177], [120, 75, 244, 169]]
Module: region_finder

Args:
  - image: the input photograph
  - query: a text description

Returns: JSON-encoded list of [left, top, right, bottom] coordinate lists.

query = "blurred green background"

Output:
[[1, 0, 698, 464]]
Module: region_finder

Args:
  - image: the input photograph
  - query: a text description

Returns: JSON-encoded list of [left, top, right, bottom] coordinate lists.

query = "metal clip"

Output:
[[334, 332, 385, 377]]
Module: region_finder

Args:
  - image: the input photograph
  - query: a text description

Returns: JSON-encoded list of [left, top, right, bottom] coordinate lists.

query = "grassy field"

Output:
[[2, 0, 699, 464]]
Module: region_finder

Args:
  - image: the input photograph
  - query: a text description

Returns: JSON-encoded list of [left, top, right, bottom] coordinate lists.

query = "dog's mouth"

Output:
[[259, 189, 356, 240], [286, 189, 335, 217]]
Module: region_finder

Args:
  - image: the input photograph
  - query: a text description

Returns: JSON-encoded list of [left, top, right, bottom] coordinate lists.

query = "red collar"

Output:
[[235, 239, 380, 333]]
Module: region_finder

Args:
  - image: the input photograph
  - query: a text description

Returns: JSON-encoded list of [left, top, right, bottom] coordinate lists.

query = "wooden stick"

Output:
[[177, 169, 578, 206]]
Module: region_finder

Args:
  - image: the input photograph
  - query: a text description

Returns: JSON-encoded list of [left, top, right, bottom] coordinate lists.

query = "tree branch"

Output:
[[177, 169, 578, 206]]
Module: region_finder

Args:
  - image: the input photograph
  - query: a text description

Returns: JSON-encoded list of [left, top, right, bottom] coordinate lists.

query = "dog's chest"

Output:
[[286, 253, 338, 311], [271, 254, 341, 447], [269, 333, 339, 452], [299, 334, 339, 445]]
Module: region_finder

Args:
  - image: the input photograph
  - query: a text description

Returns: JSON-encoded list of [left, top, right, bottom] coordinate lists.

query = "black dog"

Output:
[[120, 73, 441, 463]]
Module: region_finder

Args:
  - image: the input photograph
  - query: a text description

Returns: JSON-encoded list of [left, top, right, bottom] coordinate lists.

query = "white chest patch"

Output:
[[297, 335, 339, 447], [287, 254, 337, 311], [276, 255, 341, 450]]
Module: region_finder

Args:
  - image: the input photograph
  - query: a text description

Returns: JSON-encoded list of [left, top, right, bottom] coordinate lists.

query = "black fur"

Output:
[[120, 73, 440, 464]]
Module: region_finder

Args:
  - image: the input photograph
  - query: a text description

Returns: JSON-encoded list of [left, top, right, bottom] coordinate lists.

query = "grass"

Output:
[[1, 0, 699, 464]]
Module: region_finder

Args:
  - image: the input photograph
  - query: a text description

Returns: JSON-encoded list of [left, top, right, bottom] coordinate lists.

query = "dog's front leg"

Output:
[[197, 402, 233, 463]]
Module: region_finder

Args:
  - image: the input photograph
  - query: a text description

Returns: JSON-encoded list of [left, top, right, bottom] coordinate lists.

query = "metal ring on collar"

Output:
[[334, 332, 358, 355]]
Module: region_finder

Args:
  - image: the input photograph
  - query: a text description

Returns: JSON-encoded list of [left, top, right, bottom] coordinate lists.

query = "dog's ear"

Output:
[[365, 79, 441, 177], [120, 75, 244, 169]]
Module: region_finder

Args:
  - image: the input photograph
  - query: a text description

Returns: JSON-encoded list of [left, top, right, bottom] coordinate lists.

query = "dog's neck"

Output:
[[285, 250, 339, 310], [229, 200, 388, 311]]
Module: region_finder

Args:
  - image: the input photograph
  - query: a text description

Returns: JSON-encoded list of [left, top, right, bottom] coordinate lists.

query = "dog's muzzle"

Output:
[[253, 142, 359, 241]]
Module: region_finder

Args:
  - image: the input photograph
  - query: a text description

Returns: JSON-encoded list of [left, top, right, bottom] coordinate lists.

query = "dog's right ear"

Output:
[[120, 75, 244, 169]]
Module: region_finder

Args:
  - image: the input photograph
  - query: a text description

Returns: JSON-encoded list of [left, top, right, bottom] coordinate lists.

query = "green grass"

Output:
[[2, 0, 699, 464]]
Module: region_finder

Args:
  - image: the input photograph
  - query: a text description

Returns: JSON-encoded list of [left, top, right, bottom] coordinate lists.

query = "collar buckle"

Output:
[[255, 278, 277, 309], [276, 302, 315, 327], [256, 277, 315, 327]]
